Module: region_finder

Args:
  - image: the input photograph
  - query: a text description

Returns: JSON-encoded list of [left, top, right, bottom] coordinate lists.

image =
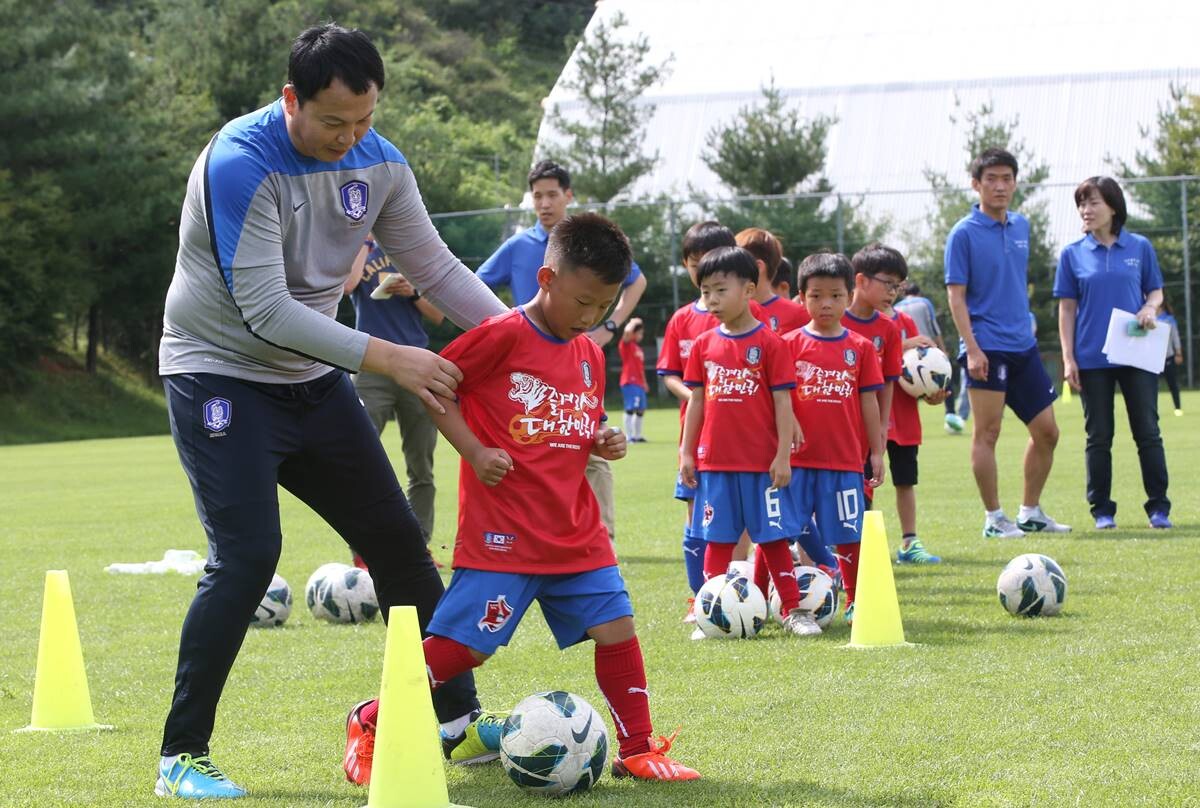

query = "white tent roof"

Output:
[[536, 0, 1200, 249]]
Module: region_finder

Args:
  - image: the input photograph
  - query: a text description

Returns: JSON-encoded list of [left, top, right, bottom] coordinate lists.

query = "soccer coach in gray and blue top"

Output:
[[154, 24, 507, 798]]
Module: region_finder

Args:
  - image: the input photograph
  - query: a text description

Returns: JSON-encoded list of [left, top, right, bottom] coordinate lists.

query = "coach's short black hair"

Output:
[[851, 242, 909, 281], [772, 256, 794, 290], [697, 246, 759, 286], [970, 147, 1019, 181], [902, 281, 921, 296], [289, 24, 385, 106], [1074, 176, 1127, 235], [798, 252, 854, 293], [545, 213, 631, 286], [528, 160, 571, 191], [681, 221, 736, 262]]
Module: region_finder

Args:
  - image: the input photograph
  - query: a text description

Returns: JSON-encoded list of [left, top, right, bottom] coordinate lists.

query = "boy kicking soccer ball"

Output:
[[678, 247, 814, 636], [344, 213, 700, 785]]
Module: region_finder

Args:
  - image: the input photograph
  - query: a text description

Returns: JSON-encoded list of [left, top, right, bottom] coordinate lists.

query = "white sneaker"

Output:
[[983, 514, 1024, 539], [1017, 507, 1072, 534], [690, 627, 707, 640], [781, 609, 822, 636]]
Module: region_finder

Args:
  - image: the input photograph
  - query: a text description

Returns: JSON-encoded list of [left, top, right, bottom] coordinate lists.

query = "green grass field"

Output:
[[1, 393, 1197, 807]]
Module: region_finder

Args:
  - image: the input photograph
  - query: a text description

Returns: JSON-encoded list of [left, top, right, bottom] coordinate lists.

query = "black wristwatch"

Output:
[[602, 319, 618, 334], [408, 290, 421, 301]]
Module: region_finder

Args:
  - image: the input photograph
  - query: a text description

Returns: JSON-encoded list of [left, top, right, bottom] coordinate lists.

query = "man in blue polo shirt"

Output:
[[945, 148, 1069, 539], [477, 160, 647, 540], [346, 235, 446, 549]]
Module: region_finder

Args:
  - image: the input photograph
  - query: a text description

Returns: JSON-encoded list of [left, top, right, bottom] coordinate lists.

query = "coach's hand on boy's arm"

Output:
[[592, 427, 627, 461], [362, 337, 462, 414], [470, 446, 514, 486]]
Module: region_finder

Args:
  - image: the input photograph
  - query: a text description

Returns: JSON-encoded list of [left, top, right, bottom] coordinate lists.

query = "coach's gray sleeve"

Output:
[[372, 165, 508, 329]]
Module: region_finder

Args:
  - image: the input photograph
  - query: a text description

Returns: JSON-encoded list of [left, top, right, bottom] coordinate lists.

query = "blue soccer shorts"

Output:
[[621, 384, 647, 412], [785, 467, 865, 545], [427, 566, 633, 655], [960, 345, 1057, 424], [691, 470, 802, 544]]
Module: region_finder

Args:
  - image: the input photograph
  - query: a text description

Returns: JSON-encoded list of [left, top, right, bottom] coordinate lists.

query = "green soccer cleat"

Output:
[[441, 710, 506, 765], [896, 537, 942, 565]]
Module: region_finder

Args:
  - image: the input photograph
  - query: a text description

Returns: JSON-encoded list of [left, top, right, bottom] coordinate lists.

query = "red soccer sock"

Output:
[[835, 543, 861, 605], [703, 542, 735, 581], [752, 545, 770, 596], [595, 637, 653, 758], [759, 539, 801, 613], [358, 635, 482, 728]]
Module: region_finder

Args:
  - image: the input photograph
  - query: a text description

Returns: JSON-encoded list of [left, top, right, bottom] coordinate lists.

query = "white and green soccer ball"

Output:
[[250, 573, 292, 627], [997, 553, 1067, 617], [500, 691, 608, 796], [769, 565, 839, 628], [695, 571, 767, 638], [305, 563, 380, 624]]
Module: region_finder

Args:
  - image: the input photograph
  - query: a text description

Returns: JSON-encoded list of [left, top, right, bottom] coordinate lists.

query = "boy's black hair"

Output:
[[681, 221, 736, 261], [903, 280, 921, 296], [970, 147, 1019, 181], [772, 256, 794, 290], [289, 24, 385, 105], [851, 242, 909, 281], [528, 160, 571, 191], [797, 251, 854, 293], [1073, 176, 1128, 235], [545, 213, 631, 286], [696, 246, 759, 286]]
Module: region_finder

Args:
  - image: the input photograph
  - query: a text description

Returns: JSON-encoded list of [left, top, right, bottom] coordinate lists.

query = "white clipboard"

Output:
[[1100, 309, 1170, 374]]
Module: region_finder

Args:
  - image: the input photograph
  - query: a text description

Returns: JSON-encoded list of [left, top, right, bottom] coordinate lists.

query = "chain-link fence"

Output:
[[429, 175, 1198, 401]]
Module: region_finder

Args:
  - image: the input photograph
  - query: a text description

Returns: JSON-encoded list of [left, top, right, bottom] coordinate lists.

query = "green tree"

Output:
[[544, 12, 671, 202], [909, 100, 1054, 345], [701, 83, 881, 268]]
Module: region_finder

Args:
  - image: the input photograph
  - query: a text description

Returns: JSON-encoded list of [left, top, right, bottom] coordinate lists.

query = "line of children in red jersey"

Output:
[[344, 213, 699, 788], [618, 318, 648, 442]]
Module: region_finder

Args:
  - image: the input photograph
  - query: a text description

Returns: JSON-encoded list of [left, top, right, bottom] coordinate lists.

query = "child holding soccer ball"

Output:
[[344, 213, 700, 786]]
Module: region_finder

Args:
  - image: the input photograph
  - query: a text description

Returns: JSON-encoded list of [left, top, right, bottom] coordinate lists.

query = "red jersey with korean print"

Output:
[[785, 328, 884, 472], [757, 295, 811, 334], [887, 309, 922, 446], [683, 323, 795, 471], [440, 308, 616, 574], [618, 338, 646, 389], [842, 309, 902, 381]]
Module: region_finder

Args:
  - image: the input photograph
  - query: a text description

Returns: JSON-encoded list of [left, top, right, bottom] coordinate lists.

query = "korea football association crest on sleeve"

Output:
[[581, 360, 593, 388], [478, 595, 513, 633], [844, 349, 857, 367], [339, 180, 369, 224], [746, 345, 762, 366], [872, 335, 883, 351], [202, 397, 231, 436]]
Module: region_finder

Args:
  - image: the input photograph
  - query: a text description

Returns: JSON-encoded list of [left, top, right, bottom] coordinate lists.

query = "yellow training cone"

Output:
[[1061, 383, 1072, 403], [847, 512, 910, 649], [364, 606, 472, 808], [17, 570, 112, 732]]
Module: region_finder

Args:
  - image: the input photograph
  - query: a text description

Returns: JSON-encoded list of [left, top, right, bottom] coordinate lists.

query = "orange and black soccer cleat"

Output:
[[343, 700, 375, 786], [611, 730, 700, 781]]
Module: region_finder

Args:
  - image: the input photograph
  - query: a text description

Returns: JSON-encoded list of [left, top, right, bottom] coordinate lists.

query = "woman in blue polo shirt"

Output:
[[1055, 176, 1170, 530]]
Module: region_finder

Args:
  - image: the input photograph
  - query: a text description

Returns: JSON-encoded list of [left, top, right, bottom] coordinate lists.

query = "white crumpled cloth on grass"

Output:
[[105, 549, 207, 575]]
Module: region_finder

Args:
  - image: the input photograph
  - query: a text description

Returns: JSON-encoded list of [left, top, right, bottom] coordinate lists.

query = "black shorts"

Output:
[[886, 440, 919, 486]]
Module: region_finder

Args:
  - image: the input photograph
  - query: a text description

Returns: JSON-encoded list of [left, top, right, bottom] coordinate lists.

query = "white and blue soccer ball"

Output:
[[899, 346, 953, 399], [695, 571, 767, 639], [250, 573, 292, 627], [305, 563, 380, 624], [997, 554, 1067, 617], [500, 691, 608, 796], [769, 565, 839, 628]]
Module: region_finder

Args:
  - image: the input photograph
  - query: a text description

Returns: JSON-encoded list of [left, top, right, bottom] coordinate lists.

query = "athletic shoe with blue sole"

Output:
[[442, 709, 506, 764], [155, 754, 246, 799], [896, 538, 942, 565]]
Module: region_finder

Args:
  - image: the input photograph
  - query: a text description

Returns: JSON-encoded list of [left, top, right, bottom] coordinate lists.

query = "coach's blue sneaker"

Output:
[[896, 537, 941, 565], [155, 754, 246, 799], [1094, 515, 1116, 530], [442, 709, 505, 764], [1149, 512, 1173, 529]]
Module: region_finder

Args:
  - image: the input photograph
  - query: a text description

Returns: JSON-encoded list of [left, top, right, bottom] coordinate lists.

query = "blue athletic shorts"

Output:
[[621, 384, 647, 412], [785, 467, 865, 545], [960, 346, 1056, 424], [691, 470, 801, 543], [427, 566, 633, 655]]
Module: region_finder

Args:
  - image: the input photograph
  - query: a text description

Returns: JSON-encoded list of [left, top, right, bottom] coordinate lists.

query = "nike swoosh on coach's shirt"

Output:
[[292, 200, 308, 212], [571, 713, 593, 744]]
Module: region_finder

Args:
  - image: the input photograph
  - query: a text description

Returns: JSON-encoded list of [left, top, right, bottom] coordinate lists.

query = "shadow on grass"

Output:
[[448, 767, 948, 807], [618, 554, 684, 566], [906, 613, 1082, 645]]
